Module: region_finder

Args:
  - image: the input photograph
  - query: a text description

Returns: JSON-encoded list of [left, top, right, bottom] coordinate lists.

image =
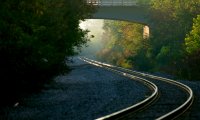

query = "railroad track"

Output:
[[79, 57, 194, 120]]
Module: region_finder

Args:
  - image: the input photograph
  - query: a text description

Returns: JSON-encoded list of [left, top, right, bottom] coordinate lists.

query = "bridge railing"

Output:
[[86, 0, 137, 6]]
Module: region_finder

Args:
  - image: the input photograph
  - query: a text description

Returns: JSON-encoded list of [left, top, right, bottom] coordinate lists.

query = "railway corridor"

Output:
[[0, 57, 199, 120], [81, 57, 194, 120], [0, 57, 150, 120]]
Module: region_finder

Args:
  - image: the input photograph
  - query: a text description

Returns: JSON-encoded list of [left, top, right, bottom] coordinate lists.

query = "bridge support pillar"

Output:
[[143, 25, 149, 39]]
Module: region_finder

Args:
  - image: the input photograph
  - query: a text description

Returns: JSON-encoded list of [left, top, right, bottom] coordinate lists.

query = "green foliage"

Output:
[[0, 0, 94, 105], [97, 20, 144, 68], [182, 15, 200, 80], [185, 15, 200, 54], [128, 47, 154, 71], [156, 46, 170, 65], [147, 0, 200, 78], [98, 0, 200, 80]]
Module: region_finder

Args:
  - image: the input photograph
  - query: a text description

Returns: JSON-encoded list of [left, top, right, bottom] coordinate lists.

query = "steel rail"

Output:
[[81, 57, 194, 120], [79, 57, 159, 120]]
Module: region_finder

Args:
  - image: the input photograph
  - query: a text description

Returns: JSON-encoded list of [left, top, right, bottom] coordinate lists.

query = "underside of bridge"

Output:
[[93, 6, 150, 25], [86, 0, 151, 38]]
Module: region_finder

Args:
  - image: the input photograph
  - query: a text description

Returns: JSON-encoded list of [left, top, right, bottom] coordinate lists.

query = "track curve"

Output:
[[79, 57, 159, 120], [80, 57, 194, 120]]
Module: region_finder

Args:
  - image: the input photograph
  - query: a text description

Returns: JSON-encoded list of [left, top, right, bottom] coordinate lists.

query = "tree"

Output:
[[185, 15, 200, 54], [182, 15, 200, 80], [0, 0, 94, 106], [97, 20, 145, 68], [148, 0, 200, 77]]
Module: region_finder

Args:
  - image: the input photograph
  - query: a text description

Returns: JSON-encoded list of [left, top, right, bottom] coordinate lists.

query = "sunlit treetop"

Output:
[[185, 15, 200, 54]]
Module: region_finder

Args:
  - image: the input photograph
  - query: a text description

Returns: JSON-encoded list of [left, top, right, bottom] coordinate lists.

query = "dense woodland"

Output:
[[0, 0, 94, 106], [97, 0, 200, 80], [0, 0, 200, 107]]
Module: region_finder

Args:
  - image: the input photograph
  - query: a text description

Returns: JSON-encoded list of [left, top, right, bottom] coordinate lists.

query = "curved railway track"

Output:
[[80, 57, 194, 120], [80, 57, 159, 119]]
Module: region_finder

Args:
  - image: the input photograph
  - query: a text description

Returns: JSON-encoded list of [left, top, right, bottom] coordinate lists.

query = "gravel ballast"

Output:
[[1, 57, 200, 120], [0, 57, 150, 120]]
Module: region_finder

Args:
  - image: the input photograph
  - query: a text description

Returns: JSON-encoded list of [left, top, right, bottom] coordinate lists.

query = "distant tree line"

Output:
[[97, 20, 145, 69], [0, 0, 94, 106], [97, 0, 200, 80]]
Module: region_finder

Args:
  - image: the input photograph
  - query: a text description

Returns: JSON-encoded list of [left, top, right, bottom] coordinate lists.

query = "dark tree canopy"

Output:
[[0, 0, 94, 105]]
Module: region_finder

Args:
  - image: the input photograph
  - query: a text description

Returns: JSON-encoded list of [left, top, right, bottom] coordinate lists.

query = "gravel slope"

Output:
[[1, 57, 200, 120], [0, 57, 150, 120]]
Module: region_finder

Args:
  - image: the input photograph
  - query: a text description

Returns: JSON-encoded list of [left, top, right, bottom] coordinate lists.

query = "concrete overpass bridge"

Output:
[[86, 0, 151, 38]]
